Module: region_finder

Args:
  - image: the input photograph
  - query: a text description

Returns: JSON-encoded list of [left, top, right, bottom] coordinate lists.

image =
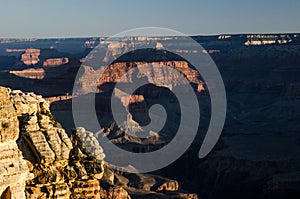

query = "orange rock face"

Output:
[[10, 68, 45, 80], [76, 61, 204, 94], [43, 58, 69, 67], [21, 48, 40, 66]]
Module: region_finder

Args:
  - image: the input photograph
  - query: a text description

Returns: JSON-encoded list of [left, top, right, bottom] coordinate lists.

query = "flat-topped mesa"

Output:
[[76, 61, 204, 94], [9, 68, 45, 80], [43, 57, 69, 67], [21, 48, 41, 66], [244, 34, 293, 46], [218, 35, 232, 40]]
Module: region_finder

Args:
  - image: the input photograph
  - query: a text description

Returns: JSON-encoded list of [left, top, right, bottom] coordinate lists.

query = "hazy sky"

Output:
[[0, 0, 299, 38]]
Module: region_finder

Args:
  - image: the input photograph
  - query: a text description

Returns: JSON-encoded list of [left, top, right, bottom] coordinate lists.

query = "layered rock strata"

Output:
[[21, 48, 41, 66], [0, 86, 198, 199], [43, 58, 69, 67], [0, 87, 33, 199], [76, 61, 204, 94], [9, 68, 45, 80], [0, 86, 130, 199]]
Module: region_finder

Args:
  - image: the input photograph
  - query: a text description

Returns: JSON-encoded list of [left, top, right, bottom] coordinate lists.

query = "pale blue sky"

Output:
[[0, 0, 299, 38]]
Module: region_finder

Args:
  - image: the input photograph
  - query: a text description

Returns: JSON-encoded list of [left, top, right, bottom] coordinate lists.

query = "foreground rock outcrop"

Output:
[[0, 86, 197, 199], [0, 86, 128, 199], [0, 87, 33, 199]]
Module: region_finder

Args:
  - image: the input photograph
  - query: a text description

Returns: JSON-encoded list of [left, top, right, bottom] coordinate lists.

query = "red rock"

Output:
[[10, 68, 45, 80], [43, 58, 69, 67], [21, 48, 40, 66], [76, 61, 204, 95]]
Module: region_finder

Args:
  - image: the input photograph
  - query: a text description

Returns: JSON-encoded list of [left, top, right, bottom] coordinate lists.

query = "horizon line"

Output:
[[0, 31, 299, 40]]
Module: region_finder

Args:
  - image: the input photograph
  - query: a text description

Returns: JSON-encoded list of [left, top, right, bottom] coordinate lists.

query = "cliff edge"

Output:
[[0, 86, 197, 199]]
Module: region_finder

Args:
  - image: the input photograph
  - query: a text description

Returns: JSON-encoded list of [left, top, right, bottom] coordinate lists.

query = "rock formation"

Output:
[[43, 58, 69, 67], [0, 86, 197, 199], [6, 48, 26, 53], [9, 68, 45, 80], [1, 34, 300, 198], [244, 34, 293, 46], [0, 87, 33, 199], [218, 35, 231, 40], [21, 49, 41, 66], [0, 86, 128, 199], [76, 61, 204, 94]]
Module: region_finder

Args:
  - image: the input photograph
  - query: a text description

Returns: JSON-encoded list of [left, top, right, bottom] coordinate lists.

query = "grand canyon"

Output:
[[0, 34, 300, 199]]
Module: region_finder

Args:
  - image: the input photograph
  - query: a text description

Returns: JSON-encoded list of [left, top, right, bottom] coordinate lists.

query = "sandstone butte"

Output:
[[21, 48, 69, 67], [43, 58, 69, 67], [75, 61, 204, 95], [0, 86, 198, 199], [21, 49, 41, 66], [9, 68, 45, 80]]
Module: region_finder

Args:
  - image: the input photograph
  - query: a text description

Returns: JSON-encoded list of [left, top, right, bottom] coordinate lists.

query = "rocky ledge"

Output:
[[0, 86, 127, 199], [0, 86, 198, 199]]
